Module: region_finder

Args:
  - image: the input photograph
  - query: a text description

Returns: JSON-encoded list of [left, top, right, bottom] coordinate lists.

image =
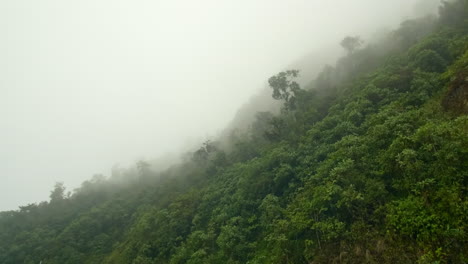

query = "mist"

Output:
[[0, 0, 439, 211]]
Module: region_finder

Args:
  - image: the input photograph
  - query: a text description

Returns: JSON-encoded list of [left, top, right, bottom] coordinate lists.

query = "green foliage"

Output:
[[413, 49, 448, 72], [268, 70, 302, 111], [340, 36, 363, 54]]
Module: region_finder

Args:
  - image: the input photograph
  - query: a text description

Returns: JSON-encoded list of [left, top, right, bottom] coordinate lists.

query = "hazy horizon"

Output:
[[0, 0, 439, 211]]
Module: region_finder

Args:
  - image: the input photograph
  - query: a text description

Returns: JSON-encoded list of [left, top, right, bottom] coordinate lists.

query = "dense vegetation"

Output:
[[1, 1, 467, 263]]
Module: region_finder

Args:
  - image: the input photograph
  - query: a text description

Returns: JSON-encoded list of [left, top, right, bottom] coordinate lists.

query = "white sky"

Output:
[[0, 0, 434, 211]]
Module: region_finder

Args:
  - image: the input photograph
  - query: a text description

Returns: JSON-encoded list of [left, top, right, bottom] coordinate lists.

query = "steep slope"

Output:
[[0, 1, 467, 264]]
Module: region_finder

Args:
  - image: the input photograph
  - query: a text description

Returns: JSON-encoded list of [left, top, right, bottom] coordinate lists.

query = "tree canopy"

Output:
[[340, 36, 363, 54]]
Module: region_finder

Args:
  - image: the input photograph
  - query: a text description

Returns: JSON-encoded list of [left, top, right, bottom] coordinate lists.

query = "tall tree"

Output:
[[340, 36, 363, 54], [49, 182, 66, 203], [268, 70, 302, 110]]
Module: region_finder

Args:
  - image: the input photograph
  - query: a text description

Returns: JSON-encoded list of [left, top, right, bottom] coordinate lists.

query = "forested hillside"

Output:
[[1, 1, 467, 263]]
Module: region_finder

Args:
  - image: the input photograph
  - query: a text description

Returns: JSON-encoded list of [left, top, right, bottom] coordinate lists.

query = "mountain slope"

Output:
[[0, 1, 467, 263]]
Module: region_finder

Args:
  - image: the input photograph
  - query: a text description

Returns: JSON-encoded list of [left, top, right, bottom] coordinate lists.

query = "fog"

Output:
[[0, 0, 438, 211]]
